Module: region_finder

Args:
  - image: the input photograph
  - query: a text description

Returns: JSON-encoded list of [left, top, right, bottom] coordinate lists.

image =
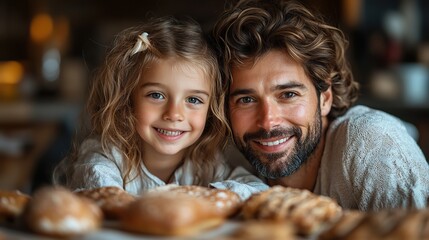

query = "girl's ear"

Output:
[[320, 86, 333, 117]]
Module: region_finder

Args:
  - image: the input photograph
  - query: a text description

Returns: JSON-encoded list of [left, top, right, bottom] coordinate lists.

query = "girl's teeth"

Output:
[[157, 128, 182, 136]]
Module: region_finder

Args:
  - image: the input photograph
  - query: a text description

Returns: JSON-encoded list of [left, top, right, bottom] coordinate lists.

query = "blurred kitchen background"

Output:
[[0, 0, 428, 194]]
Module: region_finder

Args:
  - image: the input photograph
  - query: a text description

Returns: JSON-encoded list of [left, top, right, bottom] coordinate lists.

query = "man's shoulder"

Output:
[[329, 105, 405, 134]]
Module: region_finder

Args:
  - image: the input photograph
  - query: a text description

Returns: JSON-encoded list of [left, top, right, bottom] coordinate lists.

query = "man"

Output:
[[212, 0, 429, 211]]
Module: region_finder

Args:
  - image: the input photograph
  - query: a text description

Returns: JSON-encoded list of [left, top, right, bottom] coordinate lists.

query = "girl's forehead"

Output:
[[143, 57, 213, 86]]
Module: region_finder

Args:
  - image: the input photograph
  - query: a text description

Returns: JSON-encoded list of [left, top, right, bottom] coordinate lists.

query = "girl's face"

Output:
[[132, 58, 211, 159]]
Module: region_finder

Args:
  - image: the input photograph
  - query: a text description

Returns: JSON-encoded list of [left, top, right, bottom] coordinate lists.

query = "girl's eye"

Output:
[[187, 97, 203, 104], [148, 92, 164, 99]]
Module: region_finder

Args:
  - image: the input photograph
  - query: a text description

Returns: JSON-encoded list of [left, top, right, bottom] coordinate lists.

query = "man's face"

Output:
[[228, 50, 330, 179]]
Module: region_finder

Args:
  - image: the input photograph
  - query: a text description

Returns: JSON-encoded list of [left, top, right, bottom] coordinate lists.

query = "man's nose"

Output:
[[163, 102, 184, 122], [257, 100, 281, 130]]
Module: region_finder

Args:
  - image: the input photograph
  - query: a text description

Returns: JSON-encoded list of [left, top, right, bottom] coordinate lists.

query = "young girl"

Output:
[[53, 16, 268, 200]]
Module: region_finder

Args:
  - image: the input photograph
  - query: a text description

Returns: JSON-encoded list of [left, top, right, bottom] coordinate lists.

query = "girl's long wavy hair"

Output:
[[212, 0, 359, 120], [54, 16, 229, 187]]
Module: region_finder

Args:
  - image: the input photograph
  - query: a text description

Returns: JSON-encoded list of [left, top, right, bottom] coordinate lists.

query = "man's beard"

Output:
[[234, 107, 322, 179]]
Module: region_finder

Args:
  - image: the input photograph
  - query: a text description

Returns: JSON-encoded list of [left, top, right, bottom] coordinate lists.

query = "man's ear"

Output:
[[320, 86, 333, 117]]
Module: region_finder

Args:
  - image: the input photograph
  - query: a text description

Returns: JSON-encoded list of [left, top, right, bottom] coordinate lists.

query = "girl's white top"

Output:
[[65, 138, 268, 200]]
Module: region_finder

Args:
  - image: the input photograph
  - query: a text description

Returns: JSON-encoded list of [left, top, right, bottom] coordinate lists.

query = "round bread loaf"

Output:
[[150, 184, 242, 218], [23, 186, 102, 238], [120, 191, 225, 236], [76, 186, 136, 219], [0, 190, 30, 222], [230, 220, 296, 240]]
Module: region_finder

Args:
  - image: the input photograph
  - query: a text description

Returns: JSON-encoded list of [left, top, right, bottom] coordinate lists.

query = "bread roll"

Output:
[[229, 220, 296, 240], [150, 184, 242, 218], [76, 186, 136, 219], [120, 191, 225, 236], [319, 209, 429, 240], [23, 186, 102, 238], [241, 185, 342, 235], [0, 190, 30, 222]]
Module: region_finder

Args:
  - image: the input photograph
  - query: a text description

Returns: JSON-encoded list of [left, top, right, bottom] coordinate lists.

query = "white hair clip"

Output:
[[130, 32, 149, 56]]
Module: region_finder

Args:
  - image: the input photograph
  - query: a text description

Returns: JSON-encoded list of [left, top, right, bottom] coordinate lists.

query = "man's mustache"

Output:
[[243, 127, 302, 142]]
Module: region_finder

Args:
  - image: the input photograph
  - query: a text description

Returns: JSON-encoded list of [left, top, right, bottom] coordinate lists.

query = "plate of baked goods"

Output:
[[1, 185, 428, 239]]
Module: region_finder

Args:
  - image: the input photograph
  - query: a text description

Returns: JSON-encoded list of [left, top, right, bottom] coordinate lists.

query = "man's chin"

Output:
[[248, 157, 291, 178]]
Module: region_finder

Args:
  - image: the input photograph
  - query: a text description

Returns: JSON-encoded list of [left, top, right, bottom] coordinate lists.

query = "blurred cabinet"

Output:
[[0, 99, 80, 193], [0, 122, 58, 193]]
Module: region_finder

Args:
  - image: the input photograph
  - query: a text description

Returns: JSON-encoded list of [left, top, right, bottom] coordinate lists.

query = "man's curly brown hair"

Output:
[[212, 0, 359, 119]]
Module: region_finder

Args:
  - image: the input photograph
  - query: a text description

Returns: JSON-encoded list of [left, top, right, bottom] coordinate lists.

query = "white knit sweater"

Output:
[[313, 105, 429, 210]]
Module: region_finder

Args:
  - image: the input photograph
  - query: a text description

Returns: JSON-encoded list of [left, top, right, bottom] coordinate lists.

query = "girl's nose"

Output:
[[163, 102, 184, 122]]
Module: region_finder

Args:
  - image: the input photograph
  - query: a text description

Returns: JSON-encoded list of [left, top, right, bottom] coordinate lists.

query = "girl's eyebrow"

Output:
[[140, 82, 162, 88], [189, 89, 210, 97], [141, 82, 210, 97]]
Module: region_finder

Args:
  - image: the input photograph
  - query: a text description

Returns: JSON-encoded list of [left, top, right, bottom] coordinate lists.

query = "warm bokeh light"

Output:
[[30, 13, 54, 43], [0, 61, 24, 84]]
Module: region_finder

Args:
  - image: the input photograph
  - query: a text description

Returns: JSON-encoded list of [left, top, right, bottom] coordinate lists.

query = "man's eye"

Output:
[[283, 92, 296, 98], [238, 97, 254, 103], [187, 97, 203, 104], [148, 92, 164, 99]]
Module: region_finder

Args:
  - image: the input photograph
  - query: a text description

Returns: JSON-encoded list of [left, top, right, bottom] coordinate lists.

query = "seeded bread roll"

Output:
[[0, 190, 30, 222], [150, 184, 242, 218], [241, 186, 342, 235], [76, 186, 136, 219], [23, 186, 102, 238], [120, 191, 225, 236]]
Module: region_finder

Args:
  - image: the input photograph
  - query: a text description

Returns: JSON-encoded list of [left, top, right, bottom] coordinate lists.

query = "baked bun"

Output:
[[120, 191, 225, 236], [241, 186, 342, 235], [76, 186, 136, 219], [150, 184, 242, 218], [23, 186, 102, 238], [0, 190, 30, 222], [319, 209, 429, 240], [229, 220, 296, 240]]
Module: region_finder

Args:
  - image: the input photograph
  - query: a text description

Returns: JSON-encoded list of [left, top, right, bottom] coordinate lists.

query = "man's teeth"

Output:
[[157, 129, 182, 136], [258, 137, 288, 146]]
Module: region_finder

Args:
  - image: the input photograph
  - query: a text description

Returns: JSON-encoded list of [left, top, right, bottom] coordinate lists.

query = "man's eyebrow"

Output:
[[273, 82, 307, 91], [229, 89, 256, 97], [230, 82, 307, 97]]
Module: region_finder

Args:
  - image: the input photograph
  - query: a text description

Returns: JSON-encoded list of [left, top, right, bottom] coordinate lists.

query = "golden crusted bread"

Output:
[[319, 209, 429, 240], [241, 185, 343, 235], [229, 220, 296, 240], [76, 186, 136, 219], [23, 186, 102, 238], [150, 184, 242, 218], [0, 190, 30, 222], [120, 191, 225, 236]]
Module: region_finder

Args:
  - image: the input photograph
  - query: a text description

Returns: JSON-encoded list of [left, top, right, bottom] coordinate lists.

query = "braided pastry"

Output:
[[241, 186, 342, 235]]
